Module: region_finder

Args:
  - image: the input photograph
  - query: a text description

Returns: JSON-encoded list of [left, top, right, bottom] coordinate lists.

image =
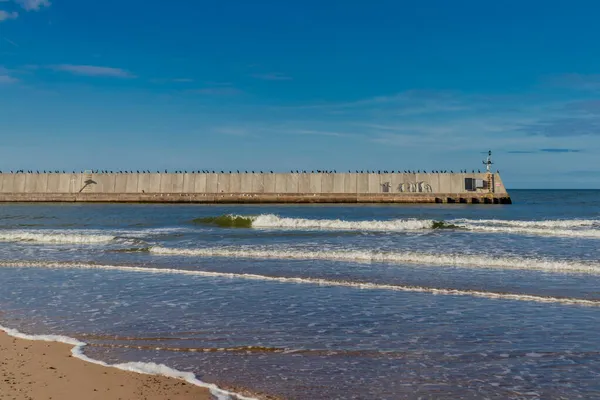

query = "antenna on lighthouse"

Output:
[[483, 150, 493, 173]]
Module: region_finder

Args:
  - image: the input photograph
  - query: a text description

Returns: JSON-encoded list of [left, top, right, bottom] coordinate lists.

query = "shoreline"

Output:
[[0, 324, 256, 400]]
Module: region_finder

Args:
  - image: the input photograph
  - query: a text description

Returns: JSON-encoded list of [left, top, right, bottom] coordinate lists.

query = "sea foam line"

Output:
[[149, 246, 600, 274], [252, 214, 436, 231], [0, 323, 256, 400], [196, 214, 600, 238], [0, 260, 598, 306], [0, 231, 115, 244], [453, 218, 600, 229]]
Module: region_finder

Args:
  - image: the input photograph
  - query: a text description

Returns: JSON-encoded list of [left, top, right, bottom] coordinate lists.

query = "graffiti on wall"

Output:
[[381, 181, 433, 193]]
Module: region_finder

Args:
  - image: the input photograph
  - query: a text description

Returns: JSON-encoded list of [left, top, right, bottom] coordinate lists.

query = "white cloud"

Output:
[[14, 0, 50, 11], [50, 65, 136, 78], [0, 10, 18, 21], [0, 74, 18, 83]]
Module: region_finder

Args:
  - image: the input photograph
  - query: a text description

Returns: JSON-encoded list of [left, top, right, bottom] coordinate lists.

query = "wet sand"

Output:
[[0, 330, 211, 400]]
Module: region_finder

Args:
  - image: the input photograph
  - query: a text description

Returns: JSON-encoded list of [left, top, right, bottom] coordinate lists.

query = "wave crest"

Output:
[[192, 214, 444, 231], [191, 215, 600, 238], [0, 260, 597, 306], [0, 231, 115, 244], [149, 246, 600, 274]]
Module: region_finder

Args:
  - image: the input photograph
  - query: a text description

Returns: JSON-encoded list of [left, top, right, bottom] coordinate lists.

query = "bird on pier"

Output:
[[478, 169, 481, 173]]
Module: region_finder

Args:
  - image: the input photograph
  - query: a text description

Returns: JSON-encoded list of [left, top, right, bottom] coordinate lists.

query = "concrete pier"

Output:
[[0, 172, 511, 204]]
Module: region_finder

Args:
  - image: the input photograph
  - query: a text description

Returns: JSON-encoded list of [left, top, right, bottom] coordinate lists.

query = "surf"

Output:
[[149, 245, 600, 274], [0, 260, 597, 306]]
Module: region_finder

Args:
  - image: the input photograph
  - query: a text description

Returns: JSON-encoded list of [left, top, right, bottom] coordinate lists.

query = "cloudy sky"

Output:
[[1, 0, 599, 188]]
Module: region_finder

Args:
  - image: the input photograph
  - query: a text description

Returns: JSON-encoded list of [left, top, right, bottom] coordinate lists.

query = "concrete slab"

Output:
[[263, 174, 276, 193], [125, 174, 139, 193], [240, 174, 253, 192], [182, 174, 196, 193], [230, 174, 242, 193], [57, 174, 73, 193], [252, 174, 264, 193], [275, 173, 287, 193], [206, 174, 218, 192], [217, 174, 230, 193], [368, 174, 380, 193], [34, 174, 49, 193], [194, 174, 207, 193], [149, 174, 162, 193], [309, 174, 322, 193], [115, 175, 128, 193], [24, 174, 37, 193], [437, 174, 452, 193], [173, 174, 184, 193], [343, 173, 357, 193], [47, 174, 61, 192], [137, 174, 150, 193], [333, 174, 345, 193], [286, 174, 299, 193], [92, 174, 115, 193], [321, 173, 334, 193], [357, 174, 369, 193], [13, 174, 26, 193], [298, 174, 311, 193], [0, 174, 14, 193], [159, 174, 174, 192]]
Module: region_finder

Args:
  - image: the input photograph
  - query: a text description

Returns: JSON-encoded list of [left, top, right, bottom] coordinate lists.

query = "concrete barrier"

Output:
[[0, 172, 510, 204]]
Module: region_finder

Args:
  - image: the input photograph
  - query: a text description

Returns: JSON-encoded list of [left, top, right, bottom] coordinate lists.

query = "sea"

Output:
[[0, 189, 599, 399]]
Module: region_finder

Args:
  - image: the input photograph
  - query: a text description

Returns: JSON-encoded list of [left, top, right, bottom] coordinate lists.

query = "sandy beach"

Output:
[[0, 330, 211, 400]]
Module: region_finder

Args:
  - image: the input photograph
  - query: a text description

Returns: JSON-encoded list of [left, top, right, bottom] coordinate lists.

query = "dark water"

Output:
[[0, 189, 600, 399]]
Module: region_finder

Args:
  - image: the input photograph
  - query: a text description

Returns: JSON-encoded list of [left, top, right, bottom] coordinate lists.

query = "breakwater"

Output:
[[0, 172, 511, 204]]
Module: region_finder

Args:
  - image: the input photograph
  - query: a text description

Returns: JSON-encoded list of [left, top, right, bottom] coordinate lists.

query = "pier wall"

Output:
[[0, 173, 510, 204]]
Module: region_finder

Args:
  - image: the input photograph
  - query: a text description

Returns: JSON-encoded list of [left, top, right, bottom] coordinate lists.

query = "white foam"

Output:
[[149, 246, 600, 274], [0, 231, 115, 244], [251, 214, 435, 231], [453, 218, 600, 229], [0, 260, 597, 306], [216, 214, 600, 238], [452, 219, 600, 238], [0, 323, 255, 400]]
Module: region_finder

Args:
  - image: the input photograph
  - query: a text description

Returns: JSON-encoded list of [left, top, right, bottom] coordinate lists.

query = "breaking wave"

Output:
[[192, 214, 456, 231], [191, 214, 600, 238], [0, 324, 255, 400], [149, 246, 600, 274], [0, 260, 597, 306], [0, 231, 115, 244], [454, 219, 600, 238]]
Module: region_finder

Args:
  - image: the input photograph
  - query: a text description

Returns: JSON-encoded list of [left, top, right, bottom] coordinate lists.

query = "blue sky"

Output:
[[1, 0, 599, 188]]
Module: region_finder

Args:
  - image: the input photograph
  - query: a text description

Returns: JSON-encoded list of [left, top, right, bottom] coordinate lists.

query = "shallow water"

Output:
[[0, 190, 599, 399]]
